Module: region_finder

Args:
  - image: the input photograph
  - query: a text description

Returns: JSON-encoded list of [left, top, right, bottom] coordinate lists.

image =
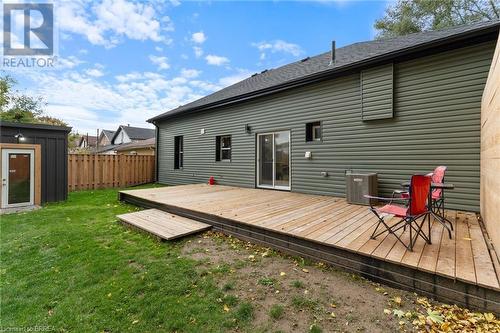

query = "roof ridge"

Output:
[[149, 19, 499, 122]]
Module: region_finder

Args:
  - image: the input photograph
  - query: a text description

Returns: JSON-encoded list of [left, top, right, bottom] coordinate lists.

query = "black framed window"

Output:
[[174, 136, 183, 169], [306, 121, 321, 142], [216, 135, 231, 161]]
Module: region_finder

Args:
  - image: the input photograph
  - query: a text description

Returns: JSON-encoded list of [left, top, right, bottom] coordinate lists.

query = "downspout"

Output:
[[153, 121, 159, 183]]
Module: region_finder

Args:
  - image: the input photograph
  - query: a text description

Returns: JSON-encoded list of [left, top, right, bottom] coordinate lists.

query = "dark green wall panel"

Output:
[[361, 63, 394, 120]]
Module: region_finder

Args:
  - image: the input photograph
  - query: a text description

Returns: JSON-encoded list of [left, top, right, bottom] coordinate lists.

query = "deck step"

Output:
[[117, 209, 212, 240]]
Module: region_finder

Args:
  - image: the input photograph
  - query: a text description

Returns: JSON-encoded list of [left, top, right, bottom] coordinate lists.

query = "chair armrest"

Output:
[[364, 195, 408, 202], [364, 194, 408, 210], [392, 189, 408, 194]]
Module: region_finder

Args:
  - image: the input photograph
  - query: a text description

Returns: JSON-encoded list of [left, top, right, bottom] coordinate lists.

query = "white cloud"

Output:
[[205, 54, 230, 66], [55, 56, 85, 69], [252, 40, 304, 60], [180, 68, 201, 79], [115, 72, 143, 82], [191, 31, 206, 44], [58, 0, 169, 48], [193, 46, 203, 58], [155, 46, 163, 52], [86, 68, 105, 77], [21, 70, 199, 133], [149, 55, 170, 70]]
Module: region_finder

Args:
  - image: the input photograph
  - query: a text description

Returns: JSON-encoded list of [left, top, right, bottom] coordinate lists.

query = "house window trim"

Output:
[[216, 135, 232, 162], [312, 123, 321, 141], [174, 135, 183, 169], [306, 121, 322, 143]]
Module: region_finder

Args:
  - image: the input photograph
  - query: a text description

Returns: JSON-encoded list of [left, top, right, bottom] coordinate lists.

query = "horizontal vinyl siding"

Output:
[[361, 63, 394, 120], [157, 41, 495, 212]]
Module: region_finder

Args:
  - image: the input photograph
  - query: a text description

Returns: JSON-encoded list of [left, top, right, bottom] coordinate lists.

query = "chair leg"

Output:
[[370, 210, 384, 240], [427, 213, 432, 244], [409, 220, 413, 251]]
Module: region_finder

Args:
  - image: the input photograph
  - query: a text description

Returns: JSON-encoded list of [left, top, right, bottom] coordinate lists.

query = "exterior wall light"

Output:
[[14, 131, 25, 143]]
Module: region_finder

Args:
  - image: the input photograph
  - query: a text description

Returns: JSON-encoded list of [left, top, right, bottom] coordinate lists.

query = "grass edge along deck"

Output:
[[119, 184, 500, 314], [117, 208, 212, 240]]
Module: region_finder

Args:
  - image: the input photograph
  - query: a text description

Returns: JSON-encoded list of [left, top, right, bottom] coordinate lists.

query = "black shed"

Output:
[[0, 121, 71, 208]]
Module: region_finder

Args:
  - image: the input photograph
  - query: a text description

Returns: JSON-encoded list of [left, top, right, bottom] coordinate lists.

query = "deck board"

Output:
[[119, 184, 500, 292], [117, 208, 212, 240]]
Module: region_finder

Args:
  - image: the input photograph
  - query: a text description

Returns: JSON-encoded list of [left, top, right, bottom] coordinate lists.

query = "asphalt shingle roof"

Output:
[[114, 137, 156, 151], [101, 129, 115, 140], [120, 126, 155, 140], [149, 20, 499, 122]]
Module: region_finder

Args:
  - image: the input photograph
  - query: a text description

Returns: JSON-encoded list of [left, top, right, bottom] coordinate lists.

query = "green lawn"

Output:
[[2, 186, 498, 333], [0, 186, 237, 332]]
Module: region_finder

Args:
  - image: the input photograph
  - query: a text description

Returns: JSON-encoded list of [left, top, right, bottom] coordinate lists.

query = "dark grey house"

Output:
[[148, 21, 500, 212]]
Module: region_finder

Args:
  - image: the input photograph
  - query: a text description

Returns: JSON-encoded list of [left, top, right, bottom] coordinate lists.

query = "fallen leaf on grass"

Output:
[[302, 268, 309, 273], [280, 272, 286, 276], [392, 296, 402, 306], [132, 320, 139, 324], [393, 309, 405, 318], [383, 309, 391, 315], [484, 313, 495, 322], [426, 310, 444, 324], [223, 304, 230, 312]]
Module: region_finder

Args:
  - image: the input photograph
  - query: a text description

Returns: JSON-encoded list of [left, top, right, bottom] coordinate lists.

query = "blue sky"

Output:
[[5, 0, 389, 134]]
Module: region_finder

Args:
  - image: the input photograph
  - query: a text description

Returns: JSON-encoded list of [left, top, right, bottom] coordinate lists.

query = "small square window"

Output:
[[216, 135, 231, 161], [306, 122, 321, 142]]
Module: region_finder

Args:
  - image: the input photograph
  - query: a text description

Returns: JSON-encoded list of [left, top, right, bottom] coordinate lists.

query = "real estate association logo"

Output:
[[2, 2, 58, 68]]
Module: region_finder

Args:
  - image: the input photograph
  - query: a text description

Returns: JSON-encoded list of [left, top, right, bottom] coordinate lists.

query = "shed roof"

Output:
[[148, 20, 500, 122], [0, 120, 72, 132]]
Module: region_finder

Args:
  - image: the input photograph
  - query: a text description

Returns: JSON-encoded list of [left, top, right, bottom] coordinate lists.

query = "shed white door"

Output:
[[1, 149, 34, 208]]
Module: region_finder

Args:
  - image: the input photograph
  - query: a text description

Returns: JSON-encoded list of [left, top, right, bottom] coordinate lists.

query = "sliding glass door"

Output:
[[257, 131, 290, 190]]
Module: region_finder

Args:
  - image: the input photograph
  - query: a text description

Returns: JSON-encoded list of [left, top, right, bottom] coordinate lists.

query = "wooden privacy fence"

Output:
[[68, 154, 155, 191]]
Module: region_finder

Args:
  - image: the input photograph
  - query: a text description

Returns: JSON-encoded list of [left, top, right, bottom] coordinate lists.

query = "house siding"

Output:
[[157, 41, 495, 212], [361, 63, 394, 120]]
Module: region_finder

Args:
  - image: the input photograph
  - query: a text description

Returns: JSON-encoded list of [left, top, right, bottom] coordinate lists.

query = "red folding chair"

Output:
[[364, 175, 432, 251], [429, 166, 447, 221], [391, 166, 448, 210]]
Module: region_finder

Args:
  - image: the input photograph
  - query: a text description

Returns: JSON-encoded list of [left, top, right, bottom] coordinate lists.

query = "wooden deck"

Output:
[[119, 184, 500, 312], [117, 209, 211, 240]]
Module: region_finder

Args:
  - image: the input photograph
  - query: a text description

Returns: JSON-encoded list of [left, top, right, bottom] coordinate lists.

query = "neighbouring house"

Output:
[[0, 121, 71, 211], [110, 125, 155, 145], [98, 129, 115, 147], [78, 134, 97, 149], [148, 21, 499, 220], [93, 125, 156, 155], [114, 137, 155, 155]]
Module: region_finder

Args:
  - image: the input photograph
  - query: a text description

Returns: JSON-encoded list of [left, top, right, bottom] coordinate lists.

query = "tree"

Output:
[[374, 0, 500, 39], [0, 74, 67, 126]]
